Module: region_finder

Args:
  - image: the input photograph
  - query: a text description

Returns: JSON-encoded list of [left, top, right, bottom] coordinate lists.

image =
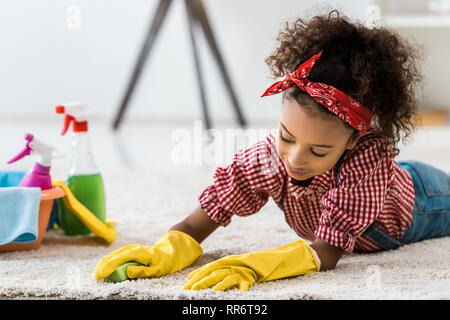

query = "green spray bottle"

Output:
[[55, 103, 106, 236]]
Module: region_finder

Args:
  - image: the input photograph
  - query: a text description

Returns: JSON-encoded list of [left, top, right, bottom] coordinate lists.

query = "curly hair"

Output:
[[265, 10, 425, 156]]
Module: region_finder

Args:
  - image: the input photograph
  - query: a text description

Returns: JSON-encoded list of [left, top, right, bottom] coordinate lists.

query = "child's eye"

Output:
[[311, 150, 327, 157], [279, 132, 292, 143], [279, 132, 327, 157]]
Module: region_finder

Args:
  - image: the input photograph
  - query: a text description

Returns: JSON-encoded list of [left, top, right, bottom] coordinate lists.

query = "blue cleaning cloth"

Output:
[[0, 171, 42, 246]]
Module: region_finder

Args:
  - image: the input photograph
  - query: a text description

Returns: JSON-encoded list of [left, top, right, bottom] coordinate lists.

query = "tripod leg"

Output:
[[185, 0, 213, 133], [112, 0, 173, 130], [190, 0, 247, 128]]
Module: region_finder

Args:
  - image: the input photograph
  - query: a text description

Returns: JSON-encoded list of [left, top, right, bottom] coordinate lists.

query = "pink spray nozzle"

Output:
[[24, 133, 34, 143], [7, 133, 34, 164]]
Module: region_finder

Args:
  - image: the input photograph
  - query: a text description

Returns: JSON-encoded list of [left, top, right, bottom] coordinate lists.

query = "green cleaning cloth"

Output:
[[105, 262, 142, 282]]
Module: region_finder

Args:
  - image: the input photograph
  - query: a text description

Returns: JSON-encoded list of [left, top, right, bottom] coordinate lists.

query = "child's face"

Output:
[[277, 98, 360, 181]]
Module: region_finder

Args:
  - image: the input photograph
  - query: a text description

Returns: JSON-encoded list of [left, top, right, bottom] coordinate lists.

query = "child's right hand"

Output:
[[94, 230, 203, 281]]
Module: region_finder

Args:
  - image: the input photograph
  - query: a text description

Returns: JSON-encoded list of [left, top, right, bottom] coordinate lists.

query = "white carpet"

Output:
[[0, 170, 449, 300]]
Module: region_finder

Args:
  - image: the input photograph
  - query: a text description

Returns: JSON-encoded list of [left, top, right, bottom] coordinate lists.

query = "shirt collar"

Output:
[[288, 174, 320, 193]]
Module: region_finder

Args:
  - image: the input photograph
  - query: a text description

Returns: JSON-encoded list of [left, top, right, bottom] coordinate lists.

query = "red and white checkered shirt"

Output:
[[198, 128, 416, 253]]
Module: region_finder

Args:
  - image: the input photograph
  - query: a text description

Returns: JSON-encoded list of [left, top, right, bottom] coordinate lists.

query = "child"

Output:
[[94, 10, 450, 291]]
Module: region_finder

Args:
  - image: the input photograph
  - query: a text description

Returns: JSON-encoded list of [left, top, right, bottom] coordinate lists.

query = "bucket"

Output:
[[0, 186, 65, 252]]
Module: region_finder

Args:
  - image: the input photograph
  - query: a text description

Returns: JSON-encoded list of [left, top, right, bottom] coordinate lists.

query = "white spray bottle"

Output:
[[55, 103, 106, 236]]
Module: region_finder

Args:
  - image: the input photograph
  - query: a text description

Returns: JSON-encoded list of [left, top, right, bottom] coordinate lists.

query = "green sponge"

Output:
[[105, 262, 142, 283]]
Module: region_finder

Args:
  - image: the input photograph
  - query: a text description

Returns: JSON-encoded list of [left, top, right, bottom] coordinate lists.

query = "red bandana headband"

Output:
[[261, 51, 373, 133]]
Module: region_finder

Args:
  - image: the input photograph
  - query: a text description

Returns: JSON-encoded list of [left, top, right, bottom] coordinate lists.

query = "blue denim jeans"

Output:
[[362, 161, 450, 250]]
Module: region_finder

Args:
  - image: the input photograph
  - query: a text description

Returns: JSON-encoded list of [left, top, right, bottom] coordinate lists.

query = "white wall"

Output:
[[0, 0, 446, 125]]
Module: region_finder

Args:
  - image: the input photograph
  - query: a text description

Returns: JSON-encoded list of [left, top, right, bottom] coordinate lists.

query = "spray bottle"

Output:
[[55, 102, 106, 236], [7, 133, 60, 189]]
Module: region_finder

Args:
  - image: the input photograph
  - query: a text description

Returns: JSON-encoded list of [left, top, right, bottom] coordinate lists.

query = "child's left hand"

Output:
[[183, 262, 256, 291], [182, 240, 320, 291]]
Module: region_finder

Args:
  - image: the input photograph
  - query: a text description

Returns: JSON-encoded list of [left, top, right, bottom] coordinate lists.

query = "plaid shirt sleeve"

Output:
[[198, 135, 280, 226], [315, 139, 391, 253]]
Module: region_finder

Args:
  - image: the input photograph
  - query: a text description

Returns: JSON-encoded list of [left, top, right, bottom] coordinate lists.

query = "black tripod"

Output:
[[112, 0, 247, 131]]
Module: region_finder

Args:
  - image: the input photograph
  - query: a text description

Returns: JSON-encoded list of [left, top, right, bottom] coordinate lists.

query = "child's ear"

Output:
[[345, 131, 362, 150]]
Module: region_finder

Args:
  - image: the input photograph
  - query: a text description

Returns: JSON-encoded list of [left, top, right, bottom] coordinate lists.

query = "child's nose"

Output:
[[287, 147, 309, 167], [287, 156, 308, 169]]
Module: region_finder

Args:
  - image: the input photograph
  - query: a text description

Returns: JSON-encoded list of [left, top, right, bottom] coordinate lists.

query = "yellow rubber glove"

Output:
[[94, 230, 203, 280], [183, 240, 320, 291], [52, 178, 116, 244]]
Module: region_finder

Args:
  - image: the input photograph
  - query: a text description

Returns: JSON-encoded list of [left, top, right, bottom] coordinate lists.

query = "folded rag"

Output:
[[0, 171, 41, 246]]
